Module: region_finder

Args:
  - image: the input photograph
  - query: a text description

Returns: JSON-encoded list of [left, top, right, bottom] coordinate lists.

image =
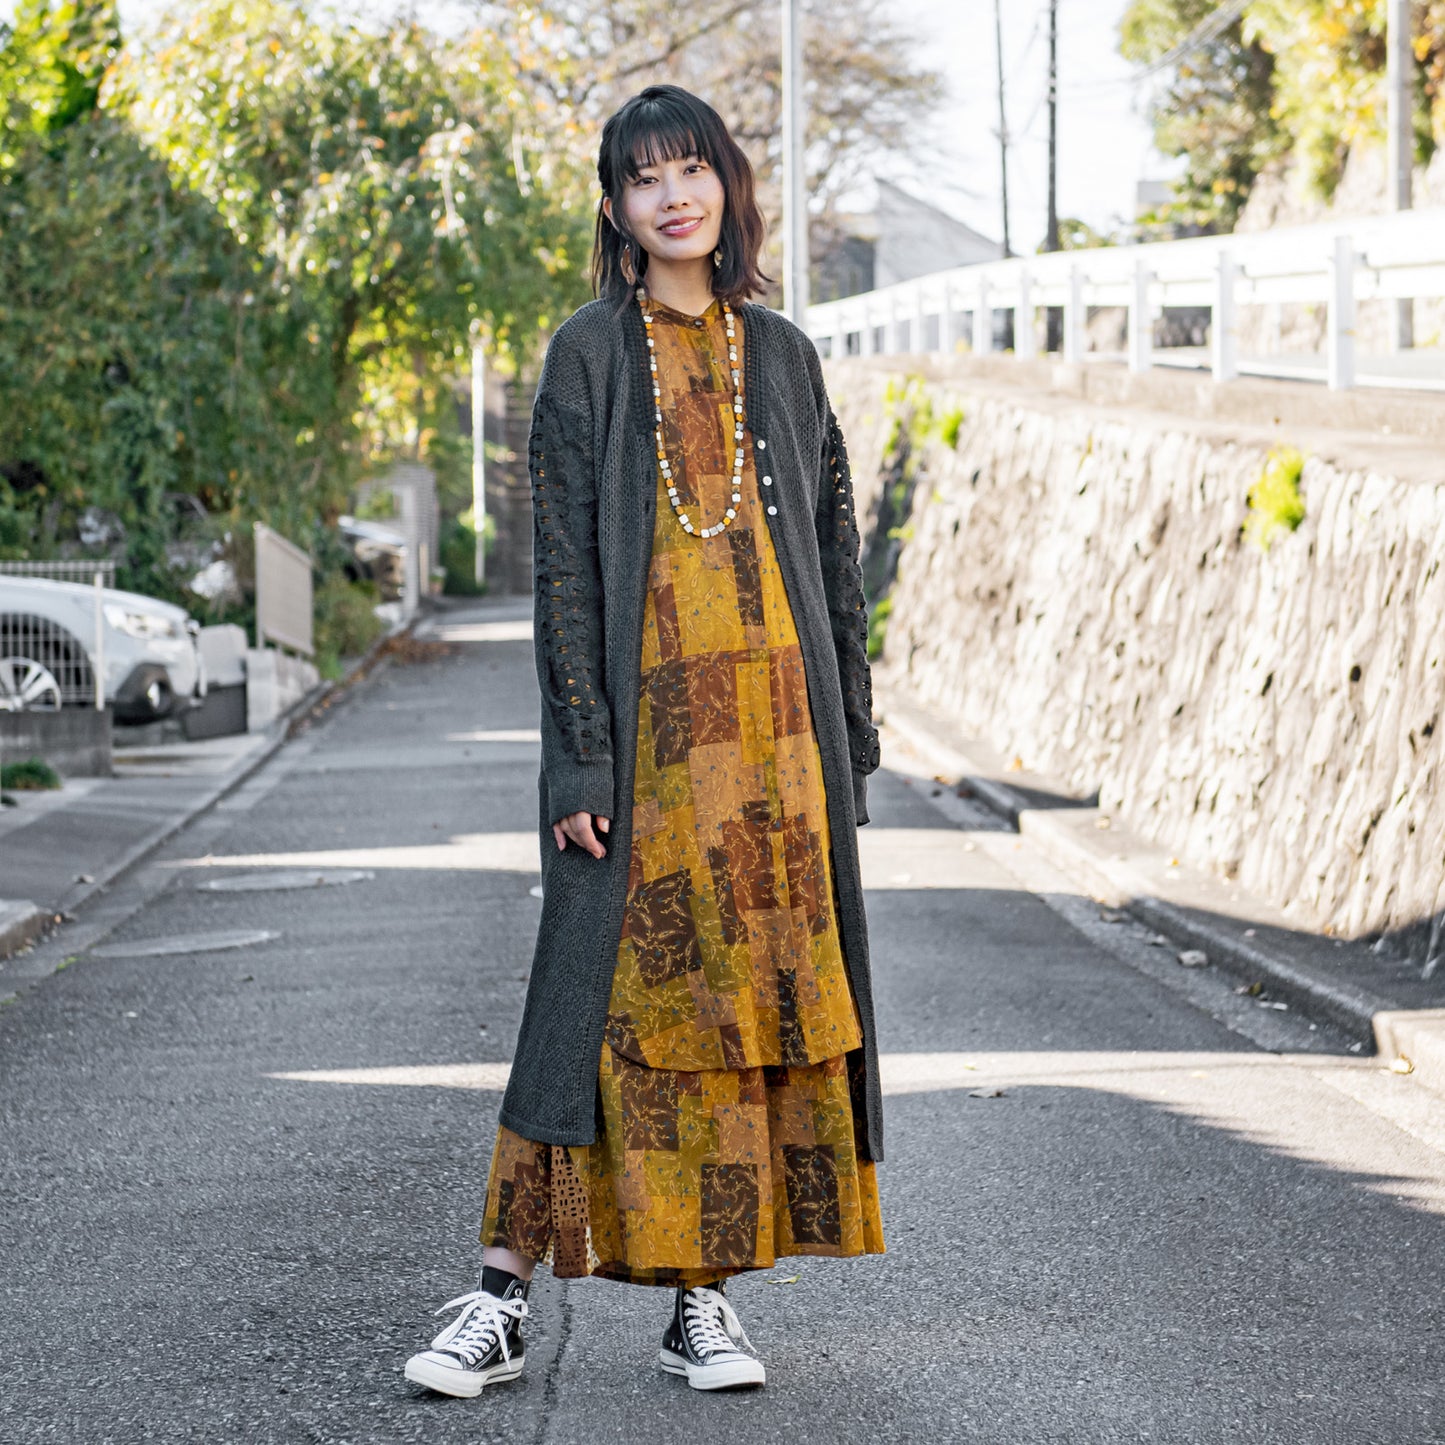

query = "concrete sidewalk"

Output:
[[0, 612, 420, 968], [0, 729, 284, 942], [880, 689, 1445, 1097]]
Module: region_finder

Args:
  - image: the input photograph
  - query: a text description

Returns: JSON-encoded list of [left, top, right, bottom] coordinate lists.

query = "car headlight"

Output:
[[102, 604, 184, 640]]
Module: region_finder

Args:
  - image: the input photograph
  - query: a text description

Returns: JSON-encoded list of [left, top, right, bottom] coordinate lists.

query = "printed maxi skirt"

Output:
[[481, 296, 885, 1287]]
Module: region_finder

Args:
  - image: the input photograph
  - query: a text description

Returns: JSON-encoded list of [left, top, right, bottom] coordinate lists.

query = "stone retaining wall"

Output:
[[831, 362, 1445, 967]]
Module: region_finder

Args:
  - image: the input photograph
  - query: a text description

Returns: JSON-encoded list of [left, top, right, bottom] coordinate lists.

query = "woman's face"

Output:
[[607, 150, 725, 268]]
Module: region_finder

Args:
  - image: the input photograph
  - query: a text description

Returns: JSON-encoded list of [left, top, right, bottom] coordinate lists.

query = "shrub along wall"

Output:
[[831, 361, 1445, 969]]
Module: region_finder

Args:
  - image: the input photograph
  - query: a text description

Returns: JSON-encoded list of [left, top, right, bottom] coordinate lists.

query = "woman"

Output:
[[406, 83, 883, 1399]]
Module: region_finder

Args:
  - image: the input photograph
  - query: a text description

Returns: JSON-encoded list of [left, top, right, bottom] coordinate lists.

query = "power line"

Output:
[[1062, 0, 1251, 95]]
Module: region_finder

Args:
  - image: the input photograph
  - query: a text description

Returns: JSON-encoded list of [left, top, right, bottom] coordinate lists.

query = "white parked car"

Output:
[[0, 575, 205, 721]]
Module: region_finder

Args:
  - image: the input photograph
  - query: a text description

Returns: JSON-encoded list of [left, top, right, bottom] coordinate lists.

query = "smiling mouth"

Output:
[[659, 217, 703, 236]]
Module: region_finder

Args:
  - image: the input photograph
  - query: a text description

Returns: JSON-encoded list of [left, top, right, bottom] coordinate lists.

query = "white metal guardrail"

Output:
[[0, 560, 116, 709], [806, 206, 1445, 393], [253, 521, 314, 657]]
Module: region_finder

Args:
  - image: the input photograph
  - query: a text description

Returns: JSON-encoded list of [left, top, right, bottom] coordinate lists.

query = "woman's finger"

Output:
[[560, 812, 606, 858]]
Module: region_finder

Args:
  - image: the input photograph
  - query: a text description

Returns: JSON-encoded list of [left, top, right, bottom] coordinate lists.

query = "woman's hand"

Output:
[[552, 812, 610, 858]]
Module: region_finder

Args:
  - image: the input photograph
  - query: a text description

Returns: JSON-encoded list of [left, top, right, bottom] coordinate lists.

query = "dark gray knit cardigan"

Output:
[[497, 296, 884, 1162]]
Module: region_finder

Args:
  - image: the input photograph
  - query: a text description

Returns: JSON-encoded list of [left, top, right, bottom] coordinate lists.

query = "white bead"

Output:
[[732, 493, 741, 503], [725, 508, 735, 519]]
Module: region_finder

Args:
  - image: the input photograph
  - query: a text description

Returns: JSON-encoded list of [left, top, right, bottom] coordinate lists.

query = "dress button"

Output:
[[762, 475, 773, 486], [766, 505, 778, 516], [757, 438, 767, 450]]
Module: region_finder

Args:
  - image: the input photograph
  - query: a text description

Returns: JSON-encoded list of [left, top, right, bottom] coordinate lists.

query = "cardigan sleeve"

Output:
[[808, 352, 882, 827], [528, 335, 614, 825]]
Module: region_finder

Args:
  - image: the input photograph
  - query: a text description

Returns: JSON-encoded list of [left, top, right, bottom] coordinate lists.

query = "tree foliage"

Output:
[[1121, 0, 1445, 226], [498, 0, 944, 277], [0, 0, 939, 603], [1119, 0, 1284, 229], [0, 0, 592, 592]]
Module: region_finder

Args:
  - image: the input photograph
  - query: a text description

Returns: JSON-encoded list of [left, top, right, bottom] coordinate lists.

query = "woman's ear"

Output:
[[602, 195, 615, 229]]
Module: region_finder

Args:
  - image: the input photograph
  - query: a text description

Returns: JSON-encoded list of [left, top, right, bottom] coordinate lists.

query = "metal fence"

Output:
[[807, 204, 1445, 394], [0, 561, 114, 710]]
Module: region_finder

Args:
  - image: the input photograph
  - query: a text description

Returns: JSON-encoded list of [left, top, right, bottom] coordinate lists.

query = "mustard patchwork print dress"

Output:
[[481, 296, 884, 1287]]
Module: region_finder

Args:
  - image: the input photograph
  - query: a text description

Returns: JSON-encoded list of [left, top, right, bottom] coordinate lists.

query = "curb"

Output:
[[880, 692, 1445, 1094], [0, 899, 46, 959], [1372, 1010, 1445, 1093], [6, 611, 422, 959]]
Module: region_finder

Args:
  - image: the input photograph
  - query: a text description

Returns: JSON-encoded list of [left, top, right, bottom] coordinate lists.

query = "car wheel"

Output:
[[141, 673, 173, 717], [0, 653, 64, 712]]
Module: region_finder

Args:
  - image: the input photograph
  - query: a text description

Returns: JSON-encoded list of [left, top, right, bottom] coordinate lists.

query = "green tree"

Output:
[[0, 0, 119, 160], [1119, 0, 1284, 229], [1122, 0, 1445, 221], [110, 1, 593, 542]]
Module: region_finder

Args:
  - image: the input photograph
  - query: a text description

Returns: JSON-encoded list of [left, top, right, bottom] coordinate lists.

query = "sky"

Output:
[[891, 0, 1164, 251], [0, 0, 1166, 253]]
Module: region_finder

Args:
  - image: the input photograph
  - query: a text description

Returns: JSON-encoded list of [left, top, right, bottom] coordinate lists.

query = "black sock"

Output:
[[481, 1264, 530, 1300]]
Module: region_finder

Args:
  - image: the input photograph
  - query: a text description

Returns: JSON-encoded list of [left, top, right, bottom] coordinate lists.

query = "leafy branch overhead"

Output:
[[1121, 0, 1445, 229], [0, 0, 939, 605], [501, 0, 945, 264]]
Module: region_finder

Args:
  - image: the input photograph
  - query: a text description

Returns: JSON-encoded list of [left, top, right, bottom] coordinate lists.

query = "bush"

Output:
[[1244, 445, 1306, 551], [1, 757, 61, 790], [867, 593, 893, 662], [312, 573, 387, 679], [441, 510, 495, 596]]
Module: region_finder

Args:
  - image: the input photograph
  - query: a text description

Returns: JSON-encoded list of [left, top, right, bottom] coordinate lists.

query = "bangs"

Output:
[[611, 102, 715, 183]]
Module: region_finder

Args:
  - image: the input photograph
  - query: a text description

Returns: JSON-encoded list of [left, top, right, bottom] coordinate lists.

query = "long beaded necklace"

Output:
[[638, 287, 744, 539]]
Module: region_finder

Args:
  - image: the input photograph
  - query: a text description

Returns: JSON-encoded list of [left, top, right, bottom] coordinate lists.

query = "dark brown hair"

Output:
[[591, 85, 770, 310]]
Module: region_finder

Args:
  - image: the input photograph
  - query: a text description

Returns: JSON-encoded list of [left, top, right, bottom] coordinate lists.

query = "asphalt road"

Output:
[[3, 596, 1443, 1445]]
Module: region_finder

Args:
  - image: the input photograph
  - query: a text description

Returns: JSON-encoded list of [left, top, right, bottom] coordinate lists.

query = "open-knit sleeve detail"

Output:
[[814, 398, 882, 796], [529, 355, 615, 824]]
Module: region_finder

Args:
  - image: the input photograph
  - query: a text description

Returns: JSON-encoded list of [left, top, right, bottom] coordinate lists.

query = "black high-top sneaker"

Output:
[[659, 1281, 766, 1391], [404, 1268, 529, 1398]]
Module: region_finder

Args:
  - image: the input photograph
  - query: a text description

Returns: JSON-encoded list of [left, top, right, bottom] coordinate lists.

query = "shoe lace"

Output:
[[430, 1288, 528, 1367], [683, 1287, 754, 1358]]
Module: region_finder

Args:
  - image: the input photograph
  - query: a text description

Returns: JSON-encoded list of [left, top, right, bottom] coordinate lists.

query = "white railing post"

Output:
[[1063, 263, 1083, 363], [93, 569, 105, 710], [941, 284, 961, 354], [1015, 267, 1036, 359], [972, 275, 992, 354], [1212, 248, 1238, 383], [1328, 233, 1356, 390], [1128, 258, 1153, 373], [860, 307, 876, 357], [914, 282, 929, 354]]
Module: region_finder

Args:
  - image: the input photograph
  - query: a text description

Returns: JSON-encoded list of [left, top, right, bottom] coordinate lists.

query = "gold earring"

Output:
[[713, 247, 723, 268], [620, 243, 636, 285]]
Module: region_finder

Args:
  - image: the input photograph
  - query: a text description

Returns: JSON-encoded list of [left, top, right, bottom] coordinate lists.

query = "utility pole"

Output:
[[993, 0, 1011, 258], [471, 339, 486, 590], [781, 0, 809, 324], [1045, 0, 1059, 254], [1044, 0, 1061, 351], [1386, 0, 1413, 350]]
